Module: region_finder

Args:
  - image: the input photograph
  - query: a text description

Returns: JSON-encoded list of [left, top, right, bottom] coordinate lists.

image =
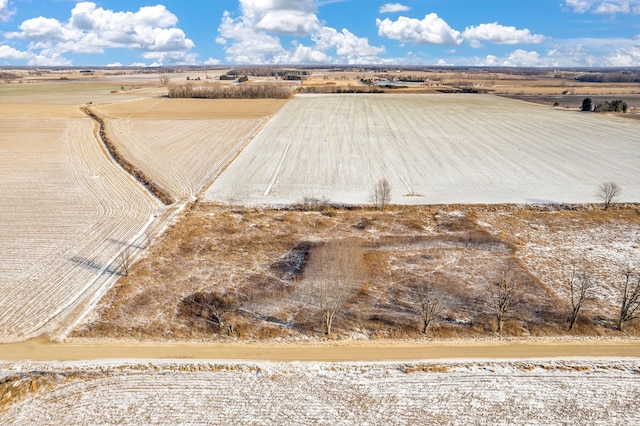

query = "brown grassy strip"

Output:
[[0, 370, 105, 413], [80, 106, 175, 205]]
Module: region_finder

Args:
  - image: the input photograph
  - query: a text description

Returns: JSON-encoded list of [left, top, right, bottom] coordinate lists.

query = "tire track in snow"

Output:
[[264, 141, 292, 196]]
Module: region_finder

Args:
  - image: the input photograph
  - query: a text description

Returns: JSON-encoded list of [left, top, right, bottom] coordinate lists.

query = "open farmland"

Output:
[[103, 119, 268, 200], [205, 94, 640, 206], [0, 79, 286, 342], [2, 360, 639, 425], [0, 96, 160, 342], [2, 69, 640, 425]]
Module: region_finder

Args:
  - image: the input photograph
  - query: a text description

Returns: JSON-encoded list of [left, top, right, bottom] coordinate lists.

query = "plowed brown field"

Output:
[[104, 119, 268, 200]]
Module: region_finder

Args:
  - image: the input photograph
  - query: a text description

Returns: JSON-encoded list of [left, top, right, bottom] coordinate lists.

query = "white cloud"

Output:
[[10, 17, 81, 42], [376, 13, 463, 45], [0, 0, 14, 22], [601, 42, 640, 65], [501, 49, 546, 66], [286, 43, 331, 63], [482, 55, 499, 66], [469, 43, 613, 68], [377, 15, 545, 48], [218, 10, 287, 63], [142, 51, 198, 65], [313, 27, 385, 63], [0, 45, 33, 60], [546, 43, 596, 67], [436, 58, 454, 66], [6, 2, 195, 65], [30, 51, 73, 66], [238, 0, 320, 35], [462, 23, 545, 48], [203, 57, 221, 66], [218, 1, 384, 64], [564, 0, 640, 14], [379, 3, 411, 14]]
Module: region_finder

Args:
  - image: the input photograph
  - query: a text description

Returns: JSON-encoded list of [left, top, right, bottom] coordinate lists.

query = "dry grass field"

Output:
[[206, 93, 640, 206], [89, 97, 287, 120], [478, 208, 640, 308], [72, 203, 640, 341]]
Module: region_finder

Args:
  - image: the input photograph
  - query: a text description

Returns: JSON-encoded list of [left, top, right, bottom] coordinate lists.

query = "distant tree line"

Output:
[[298, 85, 384, 94], [575, 72, 640, 83], [223, 68, 310, 79], [167, 82, 294, 99], [0, 72, 20, 83]]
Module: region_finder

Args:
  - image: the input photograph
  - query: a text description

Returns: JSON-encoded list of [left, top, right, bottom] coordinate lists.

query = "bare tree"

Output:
[[596, 182, 621, 211], [304, 239, 364, 337], [617, 267, 640, 331], [372, 178, 391, 211], [492, 268, 519, 334], [567, 266, 595, 331], [416, 282, 443, 335], [142, 231, 152, 250], [179, 291, 235, 334], [159, 74, 170, 86], [118, 247, 132, 276]]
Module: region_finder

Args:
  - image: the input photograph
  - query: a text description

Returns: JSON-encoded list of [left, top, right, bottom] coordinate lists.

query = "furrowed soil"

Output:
[[0, 102, 159, 341]]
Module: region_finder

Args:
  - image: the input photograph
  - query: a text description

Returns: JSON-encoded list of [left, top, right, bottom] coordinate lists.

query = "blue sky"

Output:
[[0, 0, 639, 67]]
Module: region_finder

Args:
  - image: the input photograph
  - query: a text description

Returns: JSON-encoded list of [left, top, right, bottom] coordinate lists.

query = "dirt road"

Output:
[[1, 338, 638, 361]]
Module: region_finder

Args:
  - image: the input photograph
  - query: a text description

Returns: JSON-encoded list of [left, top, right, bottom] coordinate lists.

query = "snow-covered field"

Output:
[[205, 94, 640, 205], [1, 359, 639, 425]]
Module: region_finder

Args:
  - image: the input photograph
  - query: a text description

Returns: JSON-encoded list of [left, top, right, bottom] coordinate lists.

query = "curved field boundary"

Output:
[[81, 106, 175, 205], [0, 116, 158, 342]]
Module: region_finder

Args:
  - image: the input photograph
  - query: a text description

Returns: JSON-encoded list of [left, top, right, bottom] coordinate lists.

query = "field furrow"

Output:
[[105, 118, 267, 200], [0, 114, 158, 341]]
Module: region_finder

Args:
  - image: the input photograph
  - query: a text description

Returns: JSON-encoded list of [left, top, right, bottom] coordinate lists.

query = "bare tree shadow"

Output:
[[108, 237, 146, 250], [70, 256, 125, 277]]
